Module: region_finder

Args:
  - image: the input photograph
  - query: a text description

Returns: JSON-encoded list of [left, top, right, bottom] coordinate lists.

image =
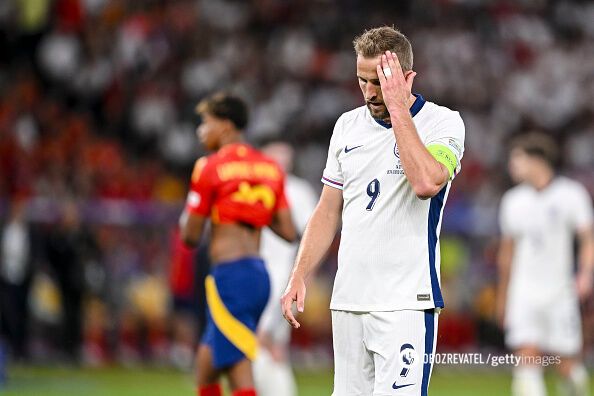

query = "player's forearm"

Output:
[[289, 205, 339, 282], [390, 107, 446, 198], [496, 238, 514, 303], [496, 267, 510, 303], [577, 228, 594, 276], [179, 210, 204, 247], [270, 208, 298, 243]]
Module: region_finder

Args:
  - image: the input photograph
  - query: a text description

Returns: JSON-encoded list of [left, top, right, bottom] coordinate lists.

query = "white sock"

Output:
[[558, 364, 589, 396], [512, 366, 546, 396], [253, 348, 297, 396]]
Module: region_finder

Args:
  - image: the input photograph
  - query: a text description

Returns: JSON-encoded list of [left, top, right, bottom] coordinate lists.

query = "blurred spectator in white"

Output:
[[0, 197, 38, 360], [38, 28, 81, 82], [131, 84, 176, 139]]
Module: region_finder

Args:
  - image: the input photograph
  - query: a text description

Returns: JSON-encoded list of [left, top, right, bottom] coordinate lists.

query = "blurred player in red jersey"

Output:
[[179, 92, 297, 396]]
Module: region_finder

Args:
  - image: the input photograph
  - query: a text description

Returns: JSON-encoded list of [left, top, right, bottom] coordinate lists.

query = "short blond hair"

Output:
[[353, 26, 413, 71]]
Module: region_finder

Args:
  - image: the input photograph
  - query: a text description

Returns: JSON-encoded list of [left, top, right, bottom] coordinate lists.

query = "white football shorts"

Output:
[[505, 296, 582, 356], [331, 309, 439, 396]]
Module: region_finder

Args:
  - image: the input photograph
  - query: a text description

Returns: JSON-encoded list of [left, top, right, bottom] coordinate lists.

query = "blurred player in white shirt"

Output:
[[497, 133, 594, 396], [253, 141, 317, 396]]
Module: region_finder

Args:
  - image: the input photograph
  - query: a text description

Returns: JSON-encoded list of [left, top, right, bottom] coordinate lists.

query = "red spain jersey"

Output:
[[185, 143, 289, 227]]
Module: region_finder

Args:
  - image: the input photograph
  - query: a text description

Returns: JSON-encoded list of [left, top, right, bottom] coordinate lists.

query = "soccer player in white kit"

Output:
[[497, 133, 594, 396], [253, 141, 318, 396], [281, 26, 465, 396]]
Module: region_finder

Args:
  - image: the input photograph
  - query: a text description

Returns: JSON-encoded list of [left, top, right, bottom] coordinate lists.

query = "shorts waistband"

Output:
[[214, 256, 263, 266]]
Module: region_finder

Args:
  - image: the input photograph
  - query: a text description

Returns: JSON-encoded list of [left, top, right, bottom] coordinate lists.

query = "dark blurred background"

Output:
[[0, 0, 593, 375]]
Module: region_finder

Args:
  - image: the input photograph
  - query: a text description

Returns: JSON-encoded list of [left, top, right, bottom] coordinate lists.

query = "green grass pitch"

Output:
[[2, 365, 593, 395]]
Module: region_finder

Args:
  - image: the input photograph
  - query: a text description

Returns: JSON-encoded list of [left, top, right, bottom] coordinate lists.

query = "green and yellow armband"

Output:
[[427, 144, 458, 179]]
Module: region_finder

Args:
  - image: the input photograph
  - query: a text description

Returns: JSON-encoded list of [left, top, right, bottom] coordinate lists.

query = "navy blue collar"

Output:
[[373, 93, 426, 129], [409, 93, 426, 117], [374, 118, 392, 129]]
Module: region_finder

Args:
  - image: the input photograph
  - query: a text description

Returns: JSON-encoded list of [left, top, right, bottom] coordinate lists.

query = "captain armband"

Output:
[[427, 144, 458, 179]]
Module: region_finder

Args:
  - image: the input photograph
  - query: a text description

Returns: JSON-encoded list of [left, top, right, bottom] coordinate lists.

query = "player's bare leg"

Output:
[[227, 358, 256, 394], [556, 356, 589, 396], [196, 344, 223, 395], [512, 346, 546, 396]]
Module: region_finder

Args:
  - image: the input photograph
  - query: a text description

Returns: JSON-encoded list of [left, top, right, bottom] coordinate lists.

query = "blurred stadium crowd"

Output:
[[1, 0, 593, 368]]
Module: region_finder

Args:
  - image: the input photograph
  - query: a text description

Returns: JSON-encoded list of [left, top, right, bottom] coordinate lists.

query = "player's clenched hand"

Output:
[[376, 50, 416, 114], [280, 276, 306, 329]]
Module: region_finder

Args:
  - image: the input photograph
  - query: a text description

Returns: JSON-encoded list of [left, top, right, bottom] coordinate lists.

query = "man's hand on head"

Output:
[[376, 50, 416, 115]]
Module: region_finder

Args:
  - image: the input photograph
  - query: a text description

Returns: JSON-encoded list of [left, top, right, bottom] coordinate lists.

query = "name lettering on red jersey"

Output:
[[217, 161, 281, 182]]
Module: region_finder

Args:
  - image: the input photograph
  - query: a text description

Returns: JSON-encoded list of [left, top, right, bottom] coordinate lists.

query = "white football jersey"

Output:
[[499, 177, 593, 306], [259, 175, 318, 343], [322, 95, 465, 311]]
